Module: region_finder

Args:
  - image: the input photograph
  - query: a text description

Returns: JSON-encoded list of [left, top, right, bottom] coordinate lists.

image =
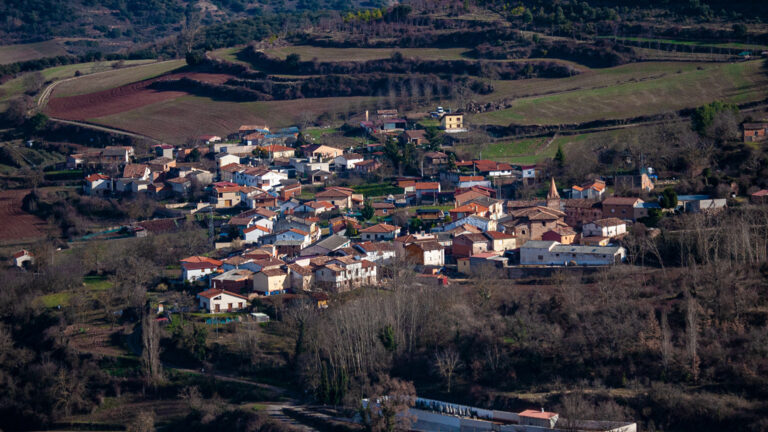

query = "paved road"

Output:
[[263, 403, 320, 432]]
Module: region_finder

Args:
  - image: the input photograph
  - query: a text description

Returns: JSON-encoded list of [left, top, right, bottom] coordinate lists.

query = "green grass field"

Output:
[[303, 127, 339, 139], [0, 59, 158, 104], [263, 45, 472, 61], [0, 39, 68, 64], [480, 137, 550, 164], [474, 60, 768, 125], [466, 124, 663, 164], [52, 60, 185, 97], [599, 36, 767, 52], [37, 292, 72, 308], [84, 275, 113, 291]]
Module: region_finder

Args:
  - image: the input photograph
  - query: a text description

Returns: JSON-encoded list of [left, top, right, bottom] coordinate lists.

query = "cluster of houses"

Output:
[[70, 114, 737, 315], [177, 172, 654, 313]]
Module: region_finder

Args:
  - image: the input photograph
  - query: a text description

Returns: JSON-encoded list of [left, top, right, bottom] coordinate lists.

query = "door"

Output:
[[214, 303, 220, 312], [228, 303, 232, 311]]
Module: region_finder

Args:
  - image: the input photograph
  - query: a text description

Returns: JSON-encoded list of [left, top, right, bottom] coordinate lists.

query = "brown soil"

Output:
[[46, 72, 234, 121], [0, 189, 48, 242]]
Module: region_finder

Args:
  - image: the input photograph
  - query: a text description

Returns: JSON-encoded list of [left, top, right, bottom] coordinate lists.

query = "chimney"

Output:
[[365, 110, 369, 122]]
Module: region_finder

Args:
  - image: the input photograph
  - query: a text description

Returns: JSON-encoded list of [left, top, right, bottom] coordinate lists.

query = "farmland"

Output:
[[599, 36, 768, 52], [262, 45, 472, 61], [89, 95, 384, 144], [463, 122, 667, 165], [0, 189, 48, 244], [0, 59, 158, 108], [22, 43, 768, 149], [51, 60, 185, 97], [473, 60, 768, 125], [0, 39, 68, 64], [47, 72, 233, 121]]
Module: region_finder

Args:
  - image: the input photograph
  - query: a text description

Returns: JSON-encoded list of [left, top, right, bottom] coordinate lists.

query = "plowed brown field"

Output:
[[0, 189, 47, 243], [46, 72, 233, 121]]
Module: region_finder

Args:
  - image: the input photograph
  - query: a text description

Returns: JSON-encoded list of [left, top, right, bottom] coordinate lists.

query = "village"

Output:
[[39, 107, 742, 318]]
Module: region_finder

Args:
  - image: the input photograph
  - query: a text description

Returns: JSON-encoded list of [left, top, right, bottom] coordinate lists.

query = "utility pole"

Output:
[[208, 206, 214, 247]]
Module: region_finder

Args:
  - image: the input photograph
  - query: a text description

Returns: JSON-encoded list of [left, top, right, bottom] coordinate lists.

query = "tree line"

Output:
[[241, 48, 578, 79], [149, 72, 491, 102]]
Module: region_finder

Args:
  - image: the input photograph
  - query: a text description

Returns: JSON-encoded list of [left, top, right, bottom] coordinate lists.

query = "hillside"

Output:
[[0, 0, 386, 47]]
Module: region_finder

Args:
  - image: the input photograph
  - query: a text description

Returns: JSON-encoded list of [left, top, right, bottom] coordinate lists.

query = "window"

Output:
[[538, 255, 544, 260]]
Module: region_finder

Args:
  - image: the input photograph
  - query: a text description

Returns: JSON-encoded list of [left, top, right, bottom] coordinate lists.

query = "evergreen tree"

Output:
[[659, 188, 678, 209], [554, 143, 565, 167], [361, 201, 375, 220]]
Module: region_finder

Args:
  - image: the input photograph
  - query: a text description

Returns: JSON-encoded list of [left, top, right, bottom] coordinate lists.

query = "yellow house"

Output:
[[441, 114, 464, 132], [212, 185, 243, 209], [253, 268, 288, 295], [457, 257, 471, 275]]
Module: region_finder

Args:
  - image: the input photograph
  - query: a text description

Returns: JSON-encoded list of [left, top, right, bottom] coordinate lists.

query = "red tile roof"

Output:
[[519, 410, 557, 420], [484, 231, 514, 240], [86, 173, 110, 182], [244, 224, 270, 234], [260, 268, 286, 277], [360, 223, 399, 233], [182, 256, 223, 266], [414, 182, 440, 190], [198, 288, 248, 300], [590, 217, 626, 227]]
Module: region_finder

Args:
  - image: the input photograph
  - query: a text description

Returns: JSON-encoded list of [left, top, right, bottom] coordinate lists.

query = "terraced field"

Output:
[[474, 60, 768, 125], [0, 39, 68, 64], [263, 45, 472, 61]]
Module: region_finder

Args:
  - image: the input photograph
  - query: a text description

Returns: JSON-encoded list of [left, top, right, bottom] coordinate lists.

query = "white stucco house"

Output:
[[333, 153, 364, 171], [582, 217, 627, 238], [242, 224, 271, 244], [181, 257, 223, 281], [197, 288, 249, 313]]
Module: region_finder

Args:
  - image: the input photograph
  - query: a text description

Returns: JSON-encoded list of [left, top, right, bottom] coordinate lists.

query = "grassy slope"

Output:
[[52, 60, 186, 97], [466, 124, 660, 164], [263, 45, 472, 61], [219, 44, 586, 69], [0, 59, 157, 106], [474, 60, 768, 125], [0, 40, 68, 64], [599, 35, 768, 51]]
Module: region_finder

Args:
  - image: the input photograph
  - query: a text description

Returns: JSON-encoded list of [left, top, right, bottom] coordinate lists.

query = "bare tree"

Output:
[[434, 348, 461, 393], [360, 374, 416, 432], [126, 411, 155, 432], [685, 294, 700, 382], [23, 71, 46, 95], [141, 312, 163, 385], [660, 310, 672, 372]]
